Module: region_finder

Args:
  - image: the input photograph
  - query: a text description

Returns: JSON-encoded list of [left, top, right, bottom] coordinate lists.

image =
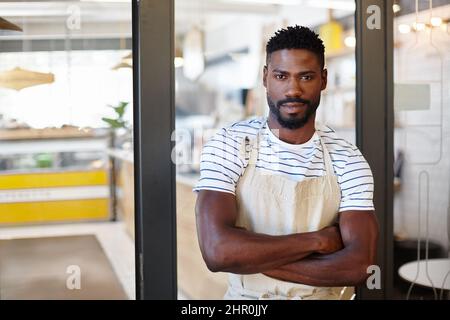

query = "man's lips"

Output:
[[280, 102, 307, 112], [281, 102, 306, 108]]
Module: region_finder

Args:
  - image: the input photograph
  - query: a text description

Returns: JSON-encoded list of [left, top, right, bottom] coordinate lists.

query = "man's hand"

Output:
[[316, 225, 344, 254]]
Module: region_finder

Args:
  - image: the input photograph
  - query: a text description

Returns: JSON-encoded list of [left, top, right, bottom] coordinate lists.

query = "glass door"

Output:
[[174, 0, 360, 299], [0, 0, 135, 299], [392, 0, 450, 300]]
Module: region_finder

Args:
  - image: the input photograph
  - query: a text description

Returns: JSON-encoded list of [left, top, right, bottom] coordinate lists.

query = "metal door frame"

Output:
[[133, 0, 177, 300]]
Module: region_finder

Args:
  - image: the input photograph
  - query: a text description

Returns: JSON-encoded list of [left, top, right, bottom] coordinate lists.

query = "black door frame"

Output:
[[355, 0, 394, 299], [133, 0, 177, 300], [133, 0, 394, 300]]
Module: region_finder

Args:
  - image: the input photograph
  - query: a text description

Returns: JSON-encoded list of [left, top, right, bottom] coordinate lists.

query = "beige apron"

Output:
[[223, 123, 349, 300]]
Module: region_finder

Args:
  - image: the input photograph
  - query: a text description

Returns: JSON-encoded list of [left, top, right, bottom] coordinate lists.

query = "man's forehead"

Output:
[[268, 49, 321, 69]]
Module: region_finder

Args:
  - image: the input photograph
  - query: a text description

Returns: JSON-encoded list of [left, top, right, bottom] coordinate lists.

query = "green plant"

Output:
[[102, 101, 129, 129]]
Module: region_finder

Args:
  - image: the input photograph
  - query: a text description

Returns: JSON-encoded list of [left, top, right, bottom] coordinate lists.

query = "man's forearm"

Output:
[[263, 245, 370, 287], [196, 190, 344, 275], [203, 227, 322, 274]]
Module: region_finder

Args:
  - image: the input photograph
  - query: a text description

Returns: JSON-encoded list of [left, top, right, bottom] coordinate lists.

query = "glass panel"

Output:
[[0, 0, 135, 299], [392, 0, 450, 300], [175, 0, 357, 299]]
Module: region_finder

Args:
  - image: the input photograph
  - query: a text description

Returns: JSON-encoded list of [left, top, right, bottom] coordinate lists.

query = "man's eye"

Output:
[[300, 75, 312, 80], [275, 74, 286, 80]]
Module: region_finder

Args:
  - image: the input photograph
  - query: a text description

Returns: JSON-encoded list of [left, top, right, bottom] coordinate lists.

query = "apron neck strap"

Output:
[[320, 137, 334, 175], [240, 120, 267, 165], [247, 120, 266, 165]]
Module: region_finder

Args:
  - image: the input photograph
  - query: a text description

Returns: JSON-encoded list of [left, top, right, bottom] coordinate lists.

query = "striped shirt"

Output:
[[193, 117, 375, 212]]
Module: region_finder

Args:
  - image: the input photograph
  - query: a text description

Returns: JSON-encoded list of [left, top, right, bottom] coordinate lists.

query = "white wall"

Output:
[[393, 5, 450, 253]]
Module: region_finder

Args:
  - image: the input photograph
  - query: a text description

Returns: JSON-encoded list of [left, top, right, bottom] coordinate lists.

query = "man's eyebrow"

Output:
[[272, 68, 288, 74], [271, 68, 317, 75]]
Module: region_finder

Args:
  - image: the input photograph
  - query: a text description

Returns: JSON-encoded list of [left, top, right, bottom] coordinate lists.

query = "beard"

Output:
[[267, 94, 320, 129]]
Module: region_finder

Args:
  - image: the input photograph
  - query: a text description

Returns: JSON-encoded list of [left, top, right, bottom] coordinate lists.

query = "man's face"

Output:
[[263, 49, 327, 129]]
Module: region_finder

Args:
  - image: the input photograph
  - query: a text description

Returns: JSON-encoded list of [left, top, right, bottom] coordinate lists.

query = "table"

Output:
[[398, 258, 450, 292]]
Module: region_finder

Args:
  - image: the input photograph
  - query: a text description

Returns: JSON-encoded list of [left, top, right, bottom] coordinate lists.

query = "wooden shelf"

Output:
[[0, 127, 104, 141]]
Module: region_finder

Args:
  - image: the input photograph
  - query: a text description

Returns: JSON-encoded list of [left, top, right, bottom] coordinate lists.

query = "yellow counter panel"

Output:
[[0, 170, 110, 225], [0, 198, 109, 224], [0, 170, 108, 190]]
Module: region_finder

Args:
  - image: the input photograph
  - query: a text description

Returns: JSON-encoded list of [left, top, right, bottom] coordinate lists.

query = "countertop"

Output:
[[108, 148, 199, 187]]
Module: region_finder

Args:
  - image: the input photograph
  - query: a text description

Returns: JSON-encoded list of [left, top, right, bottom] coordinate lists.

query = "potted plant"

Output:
[[102, 101, 131, 149]]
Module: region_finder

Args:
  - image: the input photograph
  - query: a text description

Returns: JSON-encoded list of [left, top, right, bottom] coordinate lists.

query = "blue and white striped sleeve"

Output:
[[193, 129, 245, 195], [338, 148, 375, 212]]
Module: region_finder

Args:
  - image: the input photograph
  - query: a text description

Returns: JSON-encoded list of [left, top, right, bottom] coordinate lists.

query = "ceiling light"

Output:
[[344, 36, 356, 47], [413, 22, 425, 31], [174, 57, 184, 68], [398, 24, 411, 34], [393, 4, 401, 13], [183, 26, 204, 81], [430, 17, 442, 27]]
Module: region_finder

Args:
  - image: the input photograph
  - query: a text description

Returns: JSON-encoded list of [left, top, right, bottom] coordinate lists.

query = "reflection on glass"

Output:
[[0, 0, 135, 299], [393, 0, 450, 300], [175, 0, 357, 299]]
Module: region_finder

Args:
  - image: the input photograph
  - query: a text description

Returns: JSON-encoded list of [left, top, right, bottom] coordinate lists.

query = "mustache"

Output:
[[277, 97, 311, 108]]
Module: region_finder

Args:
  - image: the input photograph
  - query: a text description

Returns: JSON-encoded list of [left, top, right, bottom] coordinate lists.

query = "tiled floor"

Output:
[[0, 221, 136, 299]]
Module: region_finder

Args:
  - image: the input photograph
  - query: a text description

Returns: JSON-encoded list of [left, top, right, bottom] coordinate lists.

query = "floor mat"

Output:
[[0, 234, 128, 300]]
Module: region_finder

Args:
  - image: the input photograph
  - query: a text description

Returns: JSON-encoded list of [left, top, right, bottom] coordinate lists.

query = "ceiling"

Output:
[[0, 0, 357, 38]]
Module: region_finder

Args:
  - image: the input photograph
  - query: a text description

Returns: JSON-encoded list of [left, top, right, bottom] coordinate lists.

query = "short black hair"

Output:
[[266, 25, 325, 69]]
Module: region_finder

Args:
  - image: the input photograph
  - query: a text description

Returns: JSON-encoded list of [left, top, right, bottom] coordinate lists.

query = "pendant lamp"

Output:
[[0, 67, 55, 91], [0, 17, 22, 32], [112, 52, 132, 70]]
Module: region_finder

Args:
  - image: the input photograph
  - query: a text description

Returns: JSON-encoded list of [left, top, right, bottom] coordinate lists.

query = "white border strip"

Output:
[[0, 186, 109, 203]]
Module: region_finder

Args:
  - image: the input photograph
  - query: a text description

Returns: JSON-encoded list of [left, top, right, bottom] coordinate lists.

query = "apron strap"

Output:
[[248, 136, 259, 166], [320, 138, 335, 176], [239, 119, 266, 166]]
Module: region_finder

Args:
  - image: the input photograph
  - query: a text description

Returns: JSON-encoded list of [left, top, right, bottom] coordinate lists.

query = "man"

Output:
[[194, 25, 378, 300]]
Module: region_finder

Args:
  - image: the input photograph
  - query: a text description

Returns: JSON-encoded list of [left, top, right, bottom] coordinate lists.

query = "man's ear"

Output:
[[321, 68, 328, 91], [263, 66, 268, 88]]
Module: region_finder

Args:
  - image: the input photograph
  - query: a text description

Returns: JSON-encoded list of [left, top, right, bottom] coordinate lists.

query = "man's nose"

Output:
[[285, 78, 303, 97]]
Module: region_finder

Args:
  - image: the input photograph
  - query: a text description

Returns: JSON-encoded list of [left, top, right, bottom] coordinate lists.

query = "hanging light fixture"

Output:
[[123, 52, 132, 61], [112, 52, 132, 70], [319, 9, 344, 55], [0, 17, 22, 32], [183, 25, 205, 80], [112, 60, 132, 70], [182, 0, 205, 80], [0, 16, 54, 91], [0, 67, 54, 91]]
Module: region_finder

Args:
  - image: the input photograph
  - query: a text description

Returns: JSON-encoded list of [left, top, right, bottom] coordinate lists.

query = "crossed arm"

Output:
[[195, 190, 378, 286]]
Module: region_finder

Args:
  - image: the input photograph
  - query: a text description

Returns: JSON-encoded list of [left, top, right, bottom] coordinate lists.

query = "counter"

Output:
[[108, 148, 228, 299], [176, 174, 228, 299], [0, 128, 111, 225]]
